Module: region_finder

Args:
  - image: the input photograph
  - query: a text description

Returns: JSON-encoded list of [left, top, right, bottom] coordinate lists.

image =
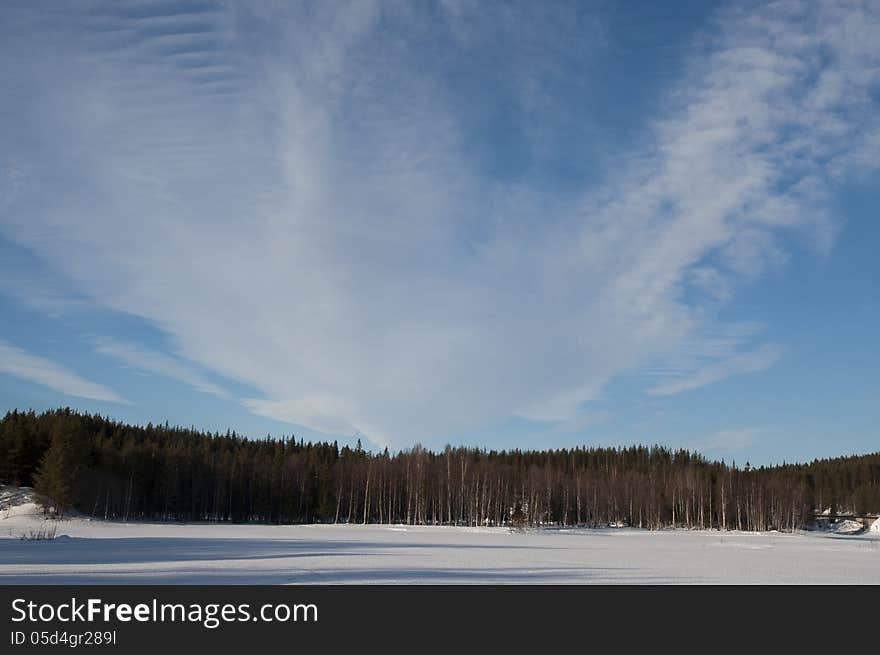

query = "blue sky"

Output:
[[1, 0, 878, 465]]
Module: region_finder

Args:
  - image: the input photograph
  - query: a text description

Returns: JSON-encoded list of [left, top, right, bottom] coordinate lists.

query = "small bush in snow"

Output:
[[19, 525, 58, 541]]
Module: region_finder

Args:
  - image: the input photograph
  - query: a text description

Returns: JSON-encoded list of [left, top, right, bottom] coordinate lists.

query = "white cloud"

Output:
[[93, 338, 229, 398], [0, 2, 878, 446], [647, 343, 782, 397], [0, 340, 127, 404], [687, 427, 765, 456], [549, 410, 614, 435], [641, 322, 783, 395]]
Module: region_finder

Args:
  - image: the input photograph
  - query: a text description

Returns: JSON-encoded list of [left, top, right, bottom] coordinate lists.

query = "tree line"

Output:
[[1, 408, 878, 530]]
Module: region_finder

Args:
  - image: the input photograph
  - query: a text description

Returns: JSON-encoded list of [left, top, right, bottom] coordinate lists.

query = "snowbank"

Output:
[[0, 486, 42, 519], [829, 520, 863, 534], [0, 486, 52, 539]]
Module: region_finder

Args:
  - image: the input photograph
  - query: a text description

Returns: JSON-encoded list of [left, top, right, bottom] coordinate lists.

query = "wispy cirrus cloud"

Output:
[[647, 343, 782, 397], [687, 427, 767, 457], [642, 322, 782, 396], [0, 1, 878, 447], [0, 339, 127, 404], [93, 337, 229, 399]]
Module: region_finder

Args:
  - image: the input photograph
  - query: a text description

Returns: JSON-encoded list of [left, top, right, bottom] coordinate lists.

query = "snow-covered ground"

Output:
[[2, 489, 878, 584]]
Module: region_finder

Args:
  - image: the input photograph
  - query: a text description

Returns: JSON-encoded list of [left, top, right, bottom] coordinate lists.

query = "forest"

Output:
[[1, 408, 878, 531]]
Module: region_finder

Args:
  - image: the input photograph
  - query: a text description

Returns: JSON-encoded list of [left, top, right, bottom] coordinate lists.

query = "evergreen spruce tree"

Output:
[[1, 408, 878, 528], [34, 436, 73, 517]]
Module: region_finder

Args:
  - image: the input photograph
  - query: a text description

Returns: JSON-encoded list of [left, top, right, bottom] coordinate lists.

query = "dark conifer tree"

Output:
[[1, 408, 878, 529], [34, 435, 73, 516]]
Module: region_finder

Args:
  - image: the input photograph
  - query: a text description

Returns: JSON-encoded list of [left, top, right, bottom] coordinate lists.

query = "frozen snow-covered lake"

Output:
[[2, 523, 877, 585], [2, 501, 878, 584]]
